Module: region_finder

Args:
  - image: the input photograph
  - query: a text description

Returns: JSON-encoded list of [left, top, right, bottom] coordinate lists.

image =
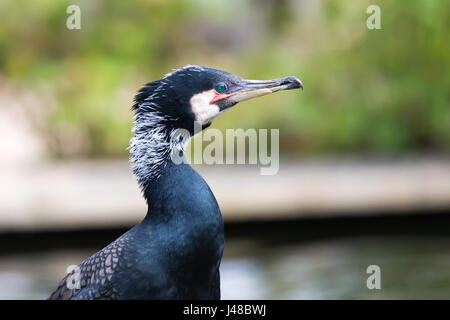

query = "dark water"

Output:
[[1, 214, 450, 299]]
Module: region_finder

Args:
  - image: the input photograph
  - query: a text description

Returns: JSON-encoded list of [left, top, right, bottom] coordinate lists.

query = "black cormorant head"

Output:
[[130, 65, 302, 189], [133, 65, 302, 135]]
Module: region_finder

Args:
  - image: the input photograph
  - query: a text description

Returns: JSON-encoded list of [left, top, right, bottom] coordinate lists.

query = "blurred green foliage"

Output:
[[0, 0, 449, 158]]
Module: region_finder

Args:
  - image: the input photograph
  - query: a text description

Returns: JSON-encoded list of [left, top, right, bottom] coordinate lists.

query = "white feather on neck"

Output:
[[130, 65, 207, 191], [129, 101, 185, 191]]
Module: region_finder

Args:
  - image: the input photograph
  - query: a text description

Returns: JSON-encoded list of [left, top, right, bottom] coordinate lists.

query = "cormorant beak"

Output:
[[210, 76, 303, 105]]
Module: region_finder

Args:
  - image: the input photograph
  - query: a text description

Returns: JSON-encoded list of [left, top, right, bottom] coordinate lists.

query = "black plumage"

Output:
[[50, 160, 223, 299], [49, 65, 302, 300]]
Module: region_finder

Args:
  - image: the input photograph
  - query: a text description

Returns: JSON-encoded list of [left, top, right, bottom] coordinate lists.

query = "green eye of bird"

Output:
[[215, 82, 227, 93]]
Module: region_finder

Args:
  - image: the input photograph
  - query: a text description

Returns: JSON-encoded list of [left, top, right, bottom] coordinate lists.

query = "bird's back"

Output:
[[49, 228, 140, 300], [49, 162, 224, 300]]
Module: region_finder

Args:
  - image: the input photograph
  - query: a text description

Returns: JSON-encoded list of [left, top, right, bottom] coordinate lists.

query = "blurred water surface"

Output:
[[1, 235, 449, 299]]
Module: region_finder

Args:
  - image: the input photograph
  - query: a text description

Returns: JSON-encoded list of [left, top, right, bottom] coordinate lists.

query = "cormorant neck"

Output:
[[129, 112, 186, 196]]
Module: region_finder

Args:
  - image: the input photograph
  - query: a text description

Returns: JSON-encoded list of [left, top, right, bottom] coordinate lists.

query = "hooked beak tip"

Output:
[[281, 76, 303, 90]]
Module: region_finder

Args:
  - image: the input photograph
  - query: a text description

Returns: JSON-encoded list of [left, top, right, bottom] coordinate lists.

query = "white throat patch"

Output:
[[190, 89, 222, 125]]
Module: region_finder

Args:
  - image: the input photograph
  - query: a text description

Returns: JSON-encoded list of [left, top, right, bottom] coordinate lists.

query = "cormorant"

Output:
[[49, 65, 302, 300]]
